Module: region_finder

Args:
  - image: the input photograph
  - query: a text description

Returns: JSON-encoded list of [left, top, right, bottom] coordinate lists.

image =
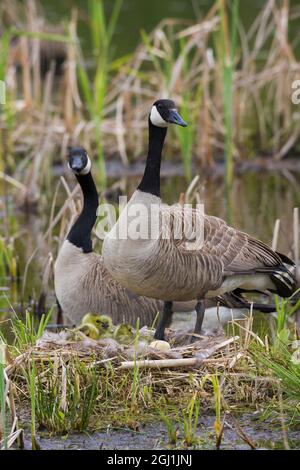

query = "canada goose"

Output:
[[102, 99, 297, 341], [81, 313, 113, 337], [54, 147, 163, 327], [67, 322, 99, 341], [76, 323, 99, 340], [113, 324, 135, 344]]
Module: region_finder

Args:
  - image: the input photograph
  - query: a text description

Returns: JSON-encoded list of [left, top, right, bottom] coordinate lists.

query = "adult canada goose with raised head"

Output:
[[102, 99, 296, 340]]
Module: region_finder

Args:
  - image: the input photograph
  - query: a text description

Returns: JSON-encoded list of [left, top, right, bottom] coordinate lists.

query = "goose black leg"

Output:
[[56, 299, 64, 325], [190, 300, 205, 343], [154, 301, 173, 340]]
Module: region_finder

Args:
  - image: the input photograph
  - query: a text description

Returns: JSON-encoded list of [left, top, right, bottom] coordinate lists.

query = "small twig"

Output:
[[228, 352, 244, 369], [225, 414, 257, 449], [231, 320, 265, 346], [277, 384, 290, 450], [5, 352, 30, 378]]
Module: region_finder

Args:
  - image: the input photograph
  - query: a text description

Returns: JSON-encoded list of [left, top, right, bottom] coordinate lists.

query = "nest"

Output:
[[5, 327, 243, 378]]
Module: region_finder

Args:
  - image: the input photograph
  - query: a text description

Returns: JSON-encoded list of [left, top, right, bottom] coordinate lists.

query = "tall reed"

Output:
[[182, 392, 200, 447], [0, 28, 12, 171], [210, 374, 223, 449], [174, 39, 202, 181], [217, 0, 239, 222], [75, 0, 123, 189]]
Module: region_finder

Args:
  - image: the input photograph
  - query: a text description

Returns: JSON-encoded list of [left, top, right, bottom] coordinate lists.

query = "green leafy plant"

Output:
[[272, 295, 300, 351], [210, 374, 223, 449], [25, 358, 99, 434], [182, 392, 200, 447], [160, 412, 178, 446], [253, 344, 300, 404], [11, 310, 52, 351]]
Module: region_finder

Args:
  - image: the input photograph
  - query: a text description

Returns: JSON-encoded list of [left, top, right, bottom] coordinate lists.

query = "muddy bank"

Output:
[[19, 414, 300, 450]]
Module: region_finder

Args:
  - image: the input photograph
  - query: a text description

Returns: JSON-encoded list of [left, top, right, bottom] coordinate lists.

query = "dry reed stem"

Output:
[[120, 357, 202, 370], [0, 171, 27, 192], [272, 219, 280, 251], [0, 357, 23, 449]]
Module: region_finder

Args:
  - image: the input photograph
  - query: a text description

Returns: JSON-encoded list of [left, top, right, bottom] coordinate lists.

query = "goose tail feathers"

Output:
[[269, 252, 296, 298], [218, 291, 276, 313]]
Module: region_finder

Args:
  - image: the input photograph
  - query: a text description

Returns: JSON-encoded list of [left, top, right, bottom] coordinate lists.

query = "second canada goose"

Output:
[[102, 99, 297, 340], [54, 147, 163, 327]]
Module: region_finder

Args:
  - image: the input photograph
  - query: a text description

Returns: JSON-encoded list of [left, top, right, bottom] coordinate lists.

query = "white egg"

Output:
[[149, 340, 171, 351]]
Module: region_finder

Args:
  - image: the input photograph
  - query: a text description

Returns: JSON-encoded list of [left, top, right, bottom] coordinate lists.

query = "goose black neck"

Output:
[[137, 119, 167, 197], [67, 172, 98, 253]]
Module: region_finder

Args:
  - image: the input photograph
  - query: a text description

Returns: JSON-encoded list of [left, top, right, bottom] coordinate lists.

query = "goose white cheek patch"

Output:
[[150, 106, 169, 128], [80, 156, 92, 175]]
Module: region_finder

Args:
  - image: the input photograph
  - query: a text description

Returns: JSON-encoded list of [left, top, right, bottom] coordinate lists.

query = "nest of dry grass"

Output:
[[5, 327, 248, 378], [2, 321, 282, 445]]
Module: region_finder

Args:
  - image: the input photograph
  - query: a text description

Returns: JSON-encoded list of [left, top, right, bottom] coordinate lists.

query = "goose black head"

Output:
[[67, 146, 91, 175], [149, 99, 188, 128]]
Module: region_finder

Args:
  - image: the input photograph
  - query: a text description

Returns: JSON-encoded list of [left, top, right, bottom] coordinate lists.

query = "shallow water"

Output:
[[19, 413, 300, 450], [39, 0, 300, 59]]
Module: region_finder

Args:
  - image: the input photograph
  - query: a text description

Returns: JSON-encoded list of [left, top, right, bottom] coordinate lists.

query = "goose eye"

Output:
[[95, 319, 101, 324]]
